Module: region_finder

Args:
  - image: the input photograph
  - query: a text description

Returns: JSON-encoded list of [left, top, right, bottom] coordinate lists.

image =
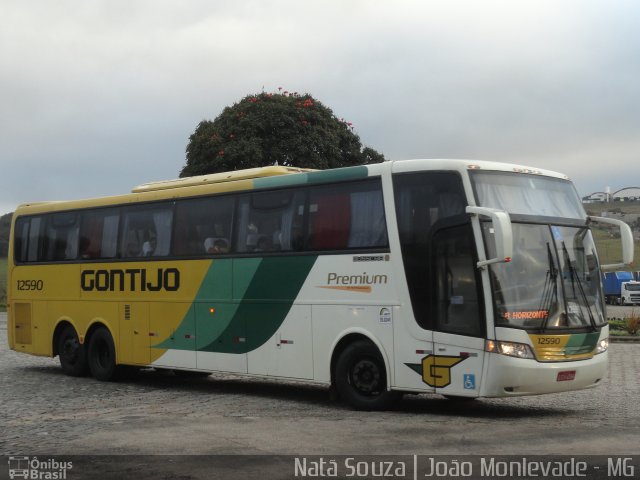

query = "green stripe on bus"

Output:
[[153, 256, 317, 354], [253, 165, 369, 189], [200, 256, 317, 353], [153, 259, 243, 351], [564, 332, 600, 355]]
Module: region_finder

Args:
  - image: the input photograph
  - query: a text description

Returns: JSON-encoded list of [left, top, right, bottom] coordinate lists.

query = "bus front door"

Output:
[[431, 224, 485, 398]]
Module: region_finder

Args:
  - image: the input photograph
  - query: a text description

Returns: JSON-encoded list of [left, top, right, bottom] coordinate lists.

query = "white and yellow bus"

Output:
[[7, 160, 634, 409]]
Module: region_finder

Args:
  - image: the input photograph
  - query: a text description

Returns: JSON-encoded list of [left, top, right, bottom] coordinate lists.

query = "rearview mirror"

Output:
[[466, 206, 513, 269], [589, 216, 634, 270]]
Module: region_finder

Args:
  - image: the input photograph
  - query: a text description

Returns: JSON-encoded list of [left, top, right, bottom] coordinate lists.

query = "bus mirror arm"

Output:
[[466, 206, 513, 269], [588, 216, 634, 270]]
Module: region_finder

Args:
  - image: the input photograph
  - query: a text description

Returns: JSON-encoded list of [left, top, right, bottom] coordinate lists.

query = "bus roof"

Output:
[[132, 166, 316, 193], [390, 158, 570, 181], [14, 166, 319, 216]]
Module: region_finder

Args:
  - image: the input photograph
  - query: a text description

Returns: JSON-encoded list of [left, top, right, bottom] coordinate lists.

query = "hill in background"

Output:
[[0, 212, 11, 258]]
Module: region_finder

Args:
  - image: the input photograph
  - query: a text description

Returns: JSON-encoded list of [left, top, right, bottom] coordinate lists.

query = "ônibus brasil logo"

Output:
[[8, 456, 72, 480]]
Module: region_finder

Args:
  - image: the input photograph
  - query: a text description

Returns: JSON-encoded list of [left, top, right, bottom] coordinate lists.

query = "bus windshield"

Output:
[[471, 170, 606, 331], [482, 221, 606, 331], [471, 171, 585, 219]]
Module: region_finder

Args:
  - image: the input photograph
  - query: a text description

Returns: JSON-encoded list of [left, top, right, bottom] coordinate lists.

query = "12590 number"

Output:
[[17, 280, 44, 291]]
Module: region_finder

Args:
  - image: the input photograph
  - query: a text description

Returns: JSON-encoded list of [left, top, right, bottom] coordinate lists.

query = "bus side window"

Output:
[[308, 190, 350, 250], [27, 217, 44, 262], [307, 181, 387, 251], [79, 208, 119, 259], [12, 216, 47, 263], [120, 203, 173, 258], [44, 212, 79, 261], [393, 172, 468, 330], [235, 190, 305, 253], [13, 217, 30, 263], [172, 196, 234, 256]]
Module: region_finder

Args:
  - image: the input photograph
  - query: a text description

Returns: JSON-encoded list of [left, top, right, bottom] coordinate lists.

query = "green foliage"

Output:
[[608, 314, 640, 336], [608, 318, 626, 331], [180, 91, 384, 177]]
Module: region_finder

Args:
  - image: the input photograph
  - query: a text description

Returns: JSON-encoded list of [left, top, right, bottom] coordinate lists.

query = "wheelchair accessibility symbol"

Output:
[[463, 374, 476, 390]]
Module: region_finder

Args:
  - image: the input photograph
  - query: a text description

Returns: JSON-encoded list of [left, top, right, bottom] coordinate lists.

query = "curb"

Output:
[[610, 336, 640, 343]]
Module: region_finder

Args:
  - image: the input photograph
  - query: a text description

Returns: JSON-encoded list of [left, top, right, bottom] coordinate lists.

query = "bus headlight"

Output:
[[595, 337, 609, 354], [486, 340, 535, 359]]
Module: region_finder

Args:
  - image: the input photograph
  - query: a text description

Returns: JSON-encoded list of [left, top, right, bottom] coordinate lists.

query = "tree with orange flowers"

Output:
[[180, 90, 384, 177]]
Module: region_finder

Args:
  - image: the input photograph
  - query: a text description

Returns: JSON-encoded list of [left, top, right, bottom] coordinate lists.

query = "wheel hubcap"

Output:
[[351, 359, 382, 395], [62, 337, 79, 365]]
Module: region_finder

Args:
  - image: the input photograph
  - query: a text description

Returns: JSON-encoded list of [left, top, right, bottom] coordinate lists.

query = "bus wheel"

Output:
[[335, 340, 401, 411], [58, 325, 89, 377], [87, 327, 118, 381]]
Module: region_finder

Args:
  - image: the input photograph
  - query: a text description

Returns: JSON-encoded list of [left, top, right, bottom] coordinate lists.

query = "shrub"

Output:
[[625, 310, 639, 335]]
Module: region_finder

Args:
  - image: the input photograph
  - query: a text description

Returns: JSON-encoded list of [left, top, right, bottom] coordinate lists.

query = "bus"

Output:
[[7, 160, 634, 410]]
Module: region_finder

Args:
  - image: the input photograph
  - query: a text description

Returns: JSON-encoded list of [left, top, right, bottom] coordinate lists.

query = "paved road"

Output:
[[607, 304, 640, 319], [1, 312, 638, 461]]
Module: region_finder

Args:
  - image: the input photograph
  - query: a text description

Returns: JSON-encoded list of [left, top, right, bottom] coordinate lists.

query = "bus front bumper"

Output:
[[481, 351, 608, 397]]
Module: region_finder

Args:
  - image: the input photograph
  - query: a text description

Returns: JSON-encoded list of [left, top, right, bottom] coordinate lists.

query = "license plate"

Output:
[[557, 370, 576, 382]]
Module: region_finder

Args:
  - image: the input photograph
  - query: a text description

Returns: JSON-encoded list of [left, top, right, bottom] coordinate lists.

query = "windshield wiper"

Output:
[[540, 242, 559, 331], [561, 241, 597, 330]]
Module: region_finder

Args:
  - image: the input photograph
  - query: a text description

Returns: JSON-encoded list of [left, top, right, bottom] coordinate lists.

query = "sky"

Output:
[[1, 0, 639, 215]]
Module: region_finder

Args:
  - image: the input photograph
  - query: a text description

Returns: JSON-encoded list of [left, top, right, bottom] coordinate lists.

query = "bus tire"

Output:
[[87, 327, 118, 381], [57, 325, 89, 377], [335, 340, 401, 411]]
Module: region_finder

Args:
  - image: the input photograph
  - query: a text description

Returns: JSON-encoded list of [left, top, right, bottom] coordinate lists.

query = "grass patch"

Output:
[[586, 200, 640, 266], [592, 227, 640, 266], [608, 311, 640, 336]]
